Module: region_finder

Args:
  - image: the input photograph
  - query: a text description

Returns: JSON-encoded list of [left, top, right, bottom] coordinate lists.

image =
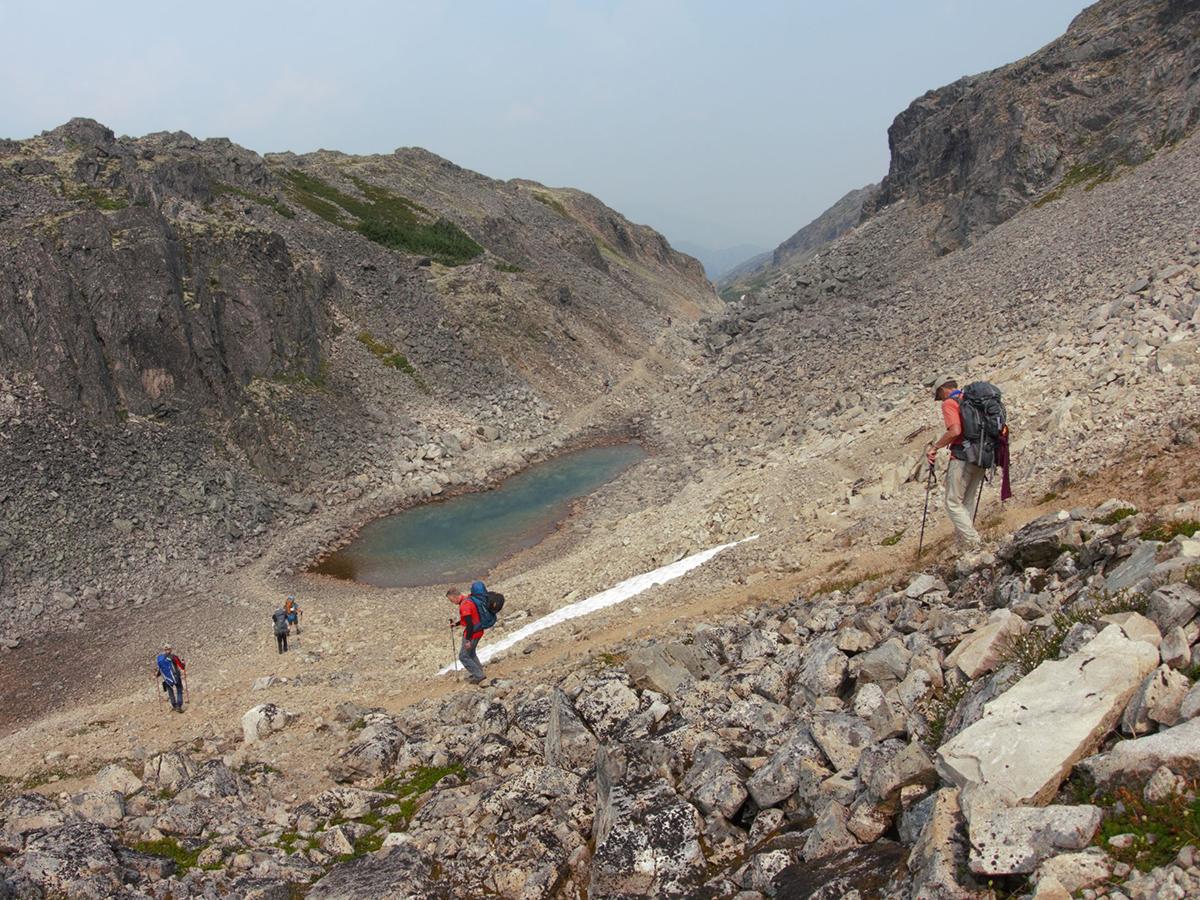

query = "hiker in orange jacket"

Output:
[[448, 586, 486, 685]]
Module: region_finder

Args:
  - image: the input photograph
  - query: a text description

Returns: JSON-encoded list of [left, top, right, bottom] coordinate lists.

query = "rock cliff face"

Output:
[[715, 184, 875, 299], [862, 0, 1200, 252], [0, 118, 718, 642]]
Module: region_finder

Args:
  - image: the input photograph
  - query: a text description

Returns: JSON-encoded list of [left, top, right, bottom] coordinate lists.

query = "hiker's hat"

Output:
[[162, 643, 171, 651], [932, 375, 956, 398]]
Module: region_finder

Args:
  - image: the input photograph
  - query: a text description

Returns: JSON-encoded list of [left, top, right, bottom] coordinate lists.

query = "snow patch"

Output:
[[439, 535, 758, 675]]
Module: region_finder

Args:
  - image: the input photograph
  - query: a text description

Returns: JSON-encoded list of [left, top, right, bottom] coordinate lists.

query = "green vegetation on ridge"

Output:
[[280, 169, 483, 266]]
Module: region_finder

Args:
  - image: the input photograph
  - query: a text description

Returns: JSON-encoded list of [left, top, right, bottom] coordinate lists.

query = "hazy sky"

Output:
[[1, 0, 1087, 250]]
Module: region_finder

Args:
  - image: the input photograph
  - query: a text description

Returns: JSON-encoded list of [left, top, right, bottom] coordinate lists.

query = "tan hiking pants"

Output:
[[945, 458, 985, 546]]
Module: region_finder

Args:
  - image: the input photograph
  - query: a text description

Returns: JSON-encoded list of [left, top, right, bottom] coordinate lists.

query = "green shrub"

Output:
[[1139, 519, 1200, 542], [279, 170, 481, 266], [355, 332, 426, 389], [1000, 590, 1149, 676]]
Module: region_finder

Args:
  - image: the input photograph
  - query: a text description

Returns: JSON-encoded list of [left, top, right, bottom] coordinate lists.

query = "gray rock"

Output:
[[306, 845, 435, 900], [625, 644, 692, 696], [1121, 664, 1189, 734], [906, 789, 993, 900], [680, 746, 747, 820], [810, 713, 876, 772], [802, 801, 858, 862], [746, 726, 832, 809], [1105, 541, 1162, 594], [968, 805, 1102, 876], [1004, 513, 1074, 569], [0, 794, 68, 852], [1180, 682, 1200, 721], [1077, 716, 1200, 793], [854, 638, 912, 688], [69, 791, 125, 827], [90, 764, 143, 797], [178, 760, 240, 801], [1147, 583, 1200, 633], [142, 751, 196, 791], [793, 640, 849, 703], [19, 822, 122, 899], [328, 716, 406, 782], [575, 676, 641, 740], [1159, 626, 1191, 670], [242, 702, 296, 743]]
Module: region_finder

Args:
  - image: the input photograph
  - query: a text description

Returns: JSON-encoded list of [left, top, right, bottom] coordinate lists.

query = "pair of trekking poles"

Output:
[[916, 460, 988, 560]]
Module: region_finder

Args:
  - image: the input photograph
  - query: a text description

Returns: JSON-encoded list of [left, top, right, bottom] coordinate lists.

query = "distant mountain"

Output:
[[673, 241, 771, 280], [715, 184, 876, 298]]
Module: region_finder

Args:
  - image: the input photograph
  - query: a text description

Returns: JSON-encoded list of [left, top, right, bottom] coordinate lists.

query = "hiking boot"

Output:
[[469, 675, 486, 686]]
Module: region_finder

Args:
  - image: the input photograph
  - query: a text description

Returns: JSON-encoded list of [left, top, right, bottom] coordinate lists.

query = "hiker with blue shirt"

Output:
[[154, 643, 186, 713]]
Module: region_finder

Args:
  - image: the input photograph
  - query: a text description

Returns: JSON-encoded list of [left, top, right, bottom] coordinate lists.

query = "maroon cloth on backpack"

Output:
[[995, 427, 1013, 501]]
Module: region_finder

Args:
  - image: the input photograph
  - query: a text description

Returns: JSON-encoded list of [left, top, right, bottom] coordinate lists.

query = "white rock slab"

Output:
[[937, 625, 1160, 806], [945, 609, 1029, 679]]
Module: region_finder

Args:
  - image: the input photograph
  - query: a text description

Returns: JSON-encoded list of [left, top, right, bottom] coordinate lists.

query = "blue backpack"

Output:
[[156, 653, 180, 685], [469, 581, 500, 630]]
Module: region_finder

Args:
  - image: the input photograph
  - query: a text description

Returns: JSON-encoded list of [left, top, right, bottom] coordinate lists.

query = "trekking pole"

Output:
[[450, 624, 459, 672], [916, 461, 937, 561], [972, 472, 988, 525]]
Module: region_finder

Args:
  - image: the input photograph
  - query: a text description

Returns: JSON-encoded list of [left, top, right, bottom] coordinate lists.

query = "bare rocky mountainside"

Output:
[[3, 1, 1200, 899]]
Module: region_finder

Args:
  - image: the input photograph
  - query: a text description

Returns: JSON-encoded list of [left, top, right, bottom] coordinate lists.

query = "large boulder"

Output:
[[142, 751, 196, 791], [0, 794, 69, 852], [937, 625, 1160, 807], [18, 822, 122, 899], [242, 703, 297, 743], [592, 742, 706, 898], [1003, 513, 1075, 569], [625, 644, 692, 696]]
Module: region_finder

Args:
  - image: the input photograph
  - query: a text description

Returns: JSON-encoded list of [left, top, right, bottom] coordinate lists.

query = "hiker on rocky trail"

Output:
[[154, 643, 186, 713], [926, 376, 986, 549], [285, 595, 301, 634], [449, 581, 500, 685], [272, 606, 290, 654]]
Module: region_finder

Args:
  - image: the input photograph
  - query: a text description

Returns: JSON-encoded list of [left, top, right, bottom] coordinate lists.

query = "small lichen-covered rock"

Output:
[[90, 764, 143, 797], [793, 640, 849, 703], [142, 750, 196, 791], [1121, 664, 1189, 734], [802, 800, 858, 862], [327, 715, 406, 782], [679, 746, 747, 820], [69, 790, 125, 827], [967, 804, 1102, 876], [1076, 716, 1200, 793], [0, 793, 69, 853], [543, 688, 598, 770]]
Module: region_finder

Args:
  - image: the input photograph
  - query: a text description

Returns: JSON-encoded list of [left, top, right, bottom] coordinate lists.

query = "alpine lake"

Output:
[[309, 443, 649, 588]]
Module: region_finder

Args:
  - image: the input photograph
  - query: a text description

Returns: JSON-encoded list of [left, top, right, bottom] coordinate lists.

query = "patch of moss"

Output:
[[127, 837, 202, 869], [1033, 162, 1113, 208], [1098, 507, 1138, 526], [1037, 491, 1059, 505], [924, 680, 971, 748], [72, 186, 127, 210], [532, 191, 572, 219], [374, 763, 465, 829], [493, 261, 523, 273], [881, 529, 906, 547], [1096, 785, 1200, 873]]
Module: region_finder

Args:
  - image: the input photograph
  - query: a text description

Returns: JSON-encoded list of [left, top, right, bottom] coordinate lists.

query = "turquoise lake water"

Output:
[[310, 443, 648, 588]]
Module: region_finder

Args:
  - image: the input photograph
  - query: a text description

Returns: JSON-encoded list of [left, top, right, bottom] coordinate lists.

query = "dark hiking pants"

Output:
[[459, 635, 484, 681]]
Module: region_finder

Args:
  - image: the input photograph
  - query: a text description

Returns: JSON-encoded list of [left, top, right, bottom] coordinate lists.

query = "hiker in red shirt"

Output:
[[448, 587, 486, 685], [926, 376, 985, 549]]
